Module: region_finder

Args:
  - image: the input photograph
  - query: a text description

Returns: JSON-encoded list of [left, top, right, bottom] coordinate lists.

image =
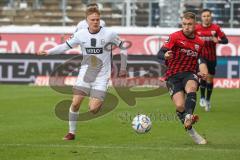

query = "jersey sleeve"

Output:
[[110, 32, 123, 47], [162, 34, 177, 50], [216, 25, 226, 38], [66, 32, 81, 48]]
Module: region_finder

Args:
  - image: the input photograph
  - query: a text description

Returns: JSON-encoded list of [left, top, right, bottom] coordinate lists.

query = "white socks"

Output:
[[69, 106, 79, 134]]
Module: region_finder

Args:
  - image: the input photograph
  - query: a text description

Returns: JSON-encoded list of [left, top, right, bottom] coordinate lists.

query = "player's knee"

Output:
[[90, 108, 98, 114], [71, 99, 82, 111], [71, 100, 80, 107], [175, 102, 185, 111], [188, 86, 197, 92], [89, 105, 102, 114], [70, 103, 80, 112]]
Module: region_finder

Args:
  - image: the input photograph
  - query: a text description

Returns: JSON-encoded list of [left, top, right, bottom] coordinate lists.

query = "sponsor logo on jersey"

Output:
[[86, 48, 103, 54], [199, 36, 213, 41], [180, 48, 198, 57]]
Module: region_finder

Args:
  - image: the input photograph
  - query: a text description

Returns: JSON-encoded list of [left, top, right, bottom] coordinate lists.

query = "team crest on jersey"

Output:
[[101, 39, 106, 45], [195, 44, 199, 51]]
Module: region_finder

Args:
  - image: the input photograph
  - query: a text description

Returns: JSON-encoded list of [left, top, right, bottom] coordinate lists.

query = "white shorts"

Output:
[[73, 69, 109, 101]]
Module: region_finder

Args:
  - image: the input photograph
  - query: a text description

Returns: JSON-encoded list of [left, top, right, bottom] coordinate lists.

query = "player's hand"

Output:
[[37, 50, 48, 55], [164, 51, 173, 60], [212, 36, 219, 43], [119, 69, 128, 77], [198, 72, 208, 80]]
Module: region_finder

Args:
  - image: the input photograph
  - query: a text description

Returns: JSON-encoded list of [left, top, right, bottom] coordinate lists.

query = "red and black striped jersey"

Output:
[[195, 23, 226, 61], [162, 30, 204, 78]]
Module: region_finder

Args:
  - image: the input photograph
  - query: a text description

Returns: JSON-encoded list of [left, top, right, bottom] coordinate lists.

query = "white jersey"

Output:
[[75, 19, 106, 32], [67, 27, 122, 78]]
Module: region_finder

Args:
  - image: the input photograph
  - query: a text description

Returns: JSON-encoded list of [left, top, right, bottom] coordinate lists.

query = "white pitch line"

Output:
[[0, 143, 239, 153]]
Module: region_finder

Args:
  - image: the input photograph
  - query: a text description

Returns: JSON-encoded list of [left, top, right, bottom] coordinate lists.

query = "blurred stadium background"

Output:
[[0, 0, 240, 27], [0, 0, 239, 160]]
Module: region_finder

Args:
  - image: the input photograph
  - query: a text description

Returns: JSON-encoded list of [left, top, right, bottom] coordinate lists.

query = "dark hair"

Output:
[[200, 9, 212, 15], [182, 12, 196, 21]]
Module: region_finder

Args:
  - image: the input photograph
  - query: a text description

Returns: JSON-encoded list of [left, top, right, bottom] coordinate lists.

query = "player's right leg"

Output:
[[172, 91, 186, 124], [169, 86, 205, 144], [184, 75, 207, 144], [166, 76, 187, 126], [63, 69, 91, 140], [63, 93, 85, 141], [88, 76, 109, 114], [183, 75, 199, 129], [89, 97, 103, 114]]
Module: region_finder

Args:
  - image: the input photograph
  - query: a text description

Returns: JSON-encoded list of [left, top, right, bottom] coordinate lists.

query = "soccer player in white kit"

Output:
[[38, 7, 127, 140]]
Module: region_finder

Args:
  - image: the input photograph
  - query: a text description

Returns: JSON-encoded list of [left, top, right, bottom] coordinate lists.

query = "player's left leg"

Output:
[[89, 97, 103, 114], [63, 93, 86, 141], [184, 79, 199, 129], [89, 76, 109, 114], [184, 77, 207, 144], [206, 74, 214, 111]]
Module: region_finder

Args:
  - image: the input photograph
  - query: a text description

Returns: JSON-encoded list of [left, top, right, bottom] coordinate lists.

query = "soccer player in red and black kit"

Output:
[[158, 12, 208, 144], [195, 9, 228, 111]]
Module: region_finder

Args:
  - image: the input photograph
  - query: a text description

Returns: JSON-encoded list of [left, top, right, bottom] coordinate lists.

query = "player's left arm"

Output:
[[213, 26, 229, 44], [111, 33, 128, 77]]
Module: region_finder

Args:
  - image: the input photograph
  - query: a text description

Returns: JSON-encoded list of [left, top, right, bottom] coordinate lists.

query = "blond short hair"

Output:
[[86, 6, 100, 18]]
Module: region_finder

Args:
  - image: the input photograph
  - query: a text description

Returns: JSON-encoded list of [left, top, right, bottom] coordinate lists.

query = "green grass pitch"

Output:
[[0, 84, 240, 160]]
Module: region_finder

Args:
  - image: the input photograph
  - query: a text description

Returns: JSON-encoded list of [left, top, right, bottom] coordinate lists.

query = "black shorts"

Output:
[[205, 59, 217, 75], [166, 72, 199, 97]]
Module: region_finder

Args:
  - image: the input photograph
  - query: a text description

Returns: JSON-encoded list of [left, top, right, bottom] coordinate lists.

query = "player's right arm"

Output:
[[158, 48, 173, 60], [38, 32, 81, 55], [157, 34, 175, 60], [212, 25, 228, 44]]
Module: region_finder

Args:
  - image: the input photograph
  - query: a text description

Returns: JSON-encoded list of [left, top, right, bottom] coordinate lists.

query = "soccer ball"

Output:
[[132, 114, 152, 133]]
